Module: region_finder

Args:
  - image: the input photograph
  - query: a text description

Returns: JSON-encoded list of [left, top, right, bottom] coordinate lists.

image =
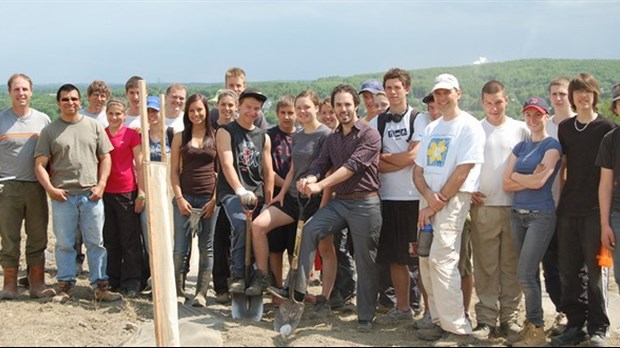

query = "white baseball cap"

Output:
[[431, 73, 460, 92]]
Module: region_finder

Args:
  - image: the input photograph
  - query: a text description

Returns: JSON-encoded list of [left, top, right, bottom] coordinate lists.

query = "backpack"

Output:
[[377, 107, 420, 149]]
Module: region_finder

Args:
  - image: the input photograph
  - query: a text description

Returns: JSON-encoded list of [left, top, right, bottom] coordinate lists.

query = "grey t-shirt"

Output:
[[290, 123, 331, 196], [35, 115, 113, 194], [0, 107, 51, 181]]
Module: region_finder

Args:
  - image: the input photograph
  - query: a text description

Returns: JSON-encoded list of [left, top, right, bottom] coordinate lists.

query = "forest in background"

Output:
[[1, 58, 619, 125]]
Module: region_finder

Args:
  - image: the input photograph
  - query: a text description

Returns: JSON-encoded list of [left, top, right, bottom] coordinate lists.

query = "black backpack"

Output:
[[377, 107, 420, 148]]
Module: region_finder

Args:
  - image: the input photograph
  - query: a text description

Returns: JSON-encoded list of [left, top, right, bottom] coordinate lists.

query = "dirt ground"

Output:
[[1, 219, 619, 347]]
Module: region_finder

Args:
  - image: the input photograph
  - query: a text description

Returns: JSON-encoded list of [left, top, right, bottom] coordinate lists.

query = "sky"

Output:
[[1, 0, 619, 85]]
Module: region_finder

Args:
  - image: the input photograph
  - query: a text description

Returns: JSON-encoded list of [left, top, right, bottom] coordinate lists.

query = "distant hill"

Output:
[[2, 58, 619, 122]]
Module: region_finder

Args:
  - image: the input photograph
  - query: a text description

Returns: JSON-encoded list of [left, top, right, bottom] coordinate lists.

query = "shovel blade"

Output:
[[273, 300, 305, 335], [231, 293, 264, 322]]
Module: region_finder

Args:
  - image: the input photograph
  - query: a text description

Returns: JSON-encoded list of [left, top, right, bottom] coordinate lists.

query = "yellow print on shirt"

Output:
[[426, 137, 450, 167]]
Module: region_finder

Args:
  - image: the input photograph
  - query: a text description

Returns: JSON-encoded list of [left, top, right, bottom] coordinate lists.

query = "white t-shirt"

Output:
[[81, 108, 108, 128], [165, 114, 184, 134], [546, 114, 574, 207], [411, 112, 431, 144], [379, 107, 422, 200], [415, 111, 485, 193], [125, 114, 140, 129], [479, 117, 529, 206]]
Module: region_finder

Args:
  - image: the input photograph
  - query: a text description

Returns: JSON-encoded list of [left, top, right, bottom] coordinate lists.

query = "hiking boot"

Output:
[[94, 280, 122, 302], [435, 332, 475, 347], [551, 326, 587, 347], [549, 312, 567, 337], [376, 308, 414, 325], [411, 311, 434, 330], [588, 333, 607, 347], [357, 320, 372, 332], [472, 323, 493, 340], [53, 280, 75, 304], [416, 324, 445, 341], [513, 323, 546, 347], [506, 322, 530, 346], [229, 276, 245, 295], [215, 291, 231, 304], [245, 270, 270, 296], [307, 295, 331, 320]]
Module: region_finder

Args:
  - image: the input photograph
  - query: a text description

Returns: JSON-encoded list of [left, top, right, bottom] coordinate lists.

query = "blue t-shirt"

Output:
[[512, 137, 562, 211]]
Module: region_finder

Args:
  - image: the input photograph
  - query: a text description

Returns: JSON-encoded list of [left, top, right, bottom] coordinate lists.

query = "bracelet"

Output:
[[175, 196, 184, 201], [137, 194, 146, 200]]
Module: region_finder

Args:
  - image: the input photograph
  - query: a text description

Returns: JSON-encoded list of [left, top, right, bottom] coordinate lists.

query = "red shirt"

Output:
[[105, 126, 141, 193]]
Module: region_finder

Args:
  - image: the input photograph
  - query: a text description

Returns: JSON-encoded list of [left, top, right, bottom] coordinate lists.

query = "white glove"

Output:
[[235, 187, 257, 205]]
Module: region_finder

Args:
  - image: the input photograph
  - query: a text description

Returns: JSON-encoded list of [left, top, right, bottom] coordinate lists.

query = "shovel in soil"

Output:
[[269, 197, 311, 336], [231, 201, 263, 322]]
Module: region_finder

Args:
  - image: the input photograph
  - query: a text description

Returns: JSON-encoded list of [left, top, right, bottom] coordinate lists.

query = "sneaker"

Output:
[[124, 289, 140, 299], [549, 312, 567, 337], [307, 295, 331, 320], [588, 333, 607, 347], [500, 320, 522, 342], [245, 271, 270, 296], [513, 323, 546, 347], [271, 294, 282, 308], [329, 290, 344, 310], [435, 333, 475, 347], [357, 320, 372, 332], [416, 324, 445, 341], [551, 326, 587, 347], [215, 292, 231, 304], [228, 277, 245, 295], [94, 281, 122, 302], [53, 280, 75, 304], [376, 308, 414, 325], [471, 323, 493, 340], [411, 311, 434, 330]]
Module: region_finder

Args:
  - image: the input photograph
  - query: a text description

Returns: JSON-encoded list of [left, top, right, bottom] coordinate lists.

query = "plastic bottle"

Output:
[[598, 246, 613, 268], [417, 224, 433, 257]]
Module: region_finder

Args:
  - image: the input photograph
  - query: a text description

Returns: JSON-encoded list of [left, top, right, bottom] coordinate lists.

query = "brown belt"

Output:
[[335, 191, 378, 201]]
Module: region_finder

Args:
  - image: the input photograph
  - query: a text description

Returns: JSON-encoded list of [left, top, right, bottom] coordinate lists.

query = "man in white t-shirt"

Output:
[[81, 80, 110, 127], [124, 76, 145, 129], [375, 68, 424, 325], [469, 80, 529, 340], [164, 83, 186, 134], [413, 74, 484, 345]]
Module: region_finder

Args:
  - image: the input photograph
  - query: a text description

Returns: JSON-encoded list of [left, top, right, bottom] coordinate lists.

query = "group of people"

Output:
[[0, 67, 619, 347]]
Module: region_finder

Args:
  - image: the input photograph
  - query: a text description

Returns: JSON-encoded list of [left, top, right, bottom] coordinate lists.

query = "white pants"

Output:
[[420, 192, 472, 335]]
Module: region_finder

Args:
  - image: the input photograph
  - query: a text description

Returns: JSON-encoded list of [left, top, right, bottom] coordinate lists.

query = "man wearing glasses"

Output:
[[34, 84, 120, 303]]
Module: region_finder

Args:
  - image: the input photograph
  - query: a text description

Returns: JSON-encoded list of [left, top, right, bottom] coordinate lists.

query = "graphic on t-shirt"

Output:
[[237, 139, 260, 170], [387, 126, 408, 139], [426, 137, 451, 167]]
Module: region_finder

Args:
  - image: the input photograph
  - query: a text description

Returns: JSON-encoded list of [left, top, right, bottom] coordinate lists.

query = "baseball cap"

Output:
[[431, 73, 460, 93], [612, 83, 620, 102], [238, 88, 267, 103], [359, 79, 384, 95], [422, 93, 434, 104], [146, 96, 160, 111], [522, 96, 549, 114]]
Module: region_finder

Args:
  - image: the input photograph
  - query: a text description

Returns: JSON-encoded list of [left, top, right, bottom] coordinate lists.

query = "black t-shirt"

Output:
[[557, 115, 616, 216], [596, 127, 620, 212], [266, 126, 293, 179], [216, 121, 266, 200]]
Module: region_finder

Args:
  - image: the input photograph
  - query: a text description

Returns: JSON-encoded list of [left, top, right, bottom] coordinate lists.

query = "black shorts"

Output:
[[272, 191, 322, 222], [268, 191, 321, 254], [376, 200, 420, 265]]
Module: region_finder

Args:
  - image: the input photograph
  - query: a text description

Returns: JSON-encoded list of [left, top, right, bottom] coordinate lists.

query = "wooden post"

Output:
[[139, 80, 180, 347], [159, 94, 168, 163]]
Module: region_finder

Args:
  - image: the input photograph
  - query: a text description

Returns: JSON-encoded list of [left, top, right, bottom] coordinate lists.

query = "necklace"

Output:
[[574, 117, 592, 132]]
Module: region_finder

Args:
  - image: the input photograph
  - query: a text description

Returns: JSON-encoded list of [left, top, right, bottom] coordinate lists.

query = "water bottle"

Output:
[[417, 224, 433, 257]]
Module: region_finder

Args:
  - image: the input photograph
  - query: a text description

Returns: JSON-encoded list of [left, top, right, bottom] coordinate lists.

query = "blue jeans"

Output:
[[172, 194, 218, 274], [510, 209, 555, 327], [51, 193, 108, 286], [610, 211, 620, 292]]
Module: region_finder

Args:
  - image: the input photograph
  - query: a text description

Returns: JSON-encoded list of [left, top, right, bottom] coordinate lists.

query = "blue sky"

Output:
[[1, 0, 618, 85]]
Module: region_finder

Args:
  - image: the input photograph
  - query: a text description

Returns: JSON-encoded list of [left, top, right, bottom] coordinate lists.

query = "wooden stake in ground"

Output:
[[139, 80, 180, 347]]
